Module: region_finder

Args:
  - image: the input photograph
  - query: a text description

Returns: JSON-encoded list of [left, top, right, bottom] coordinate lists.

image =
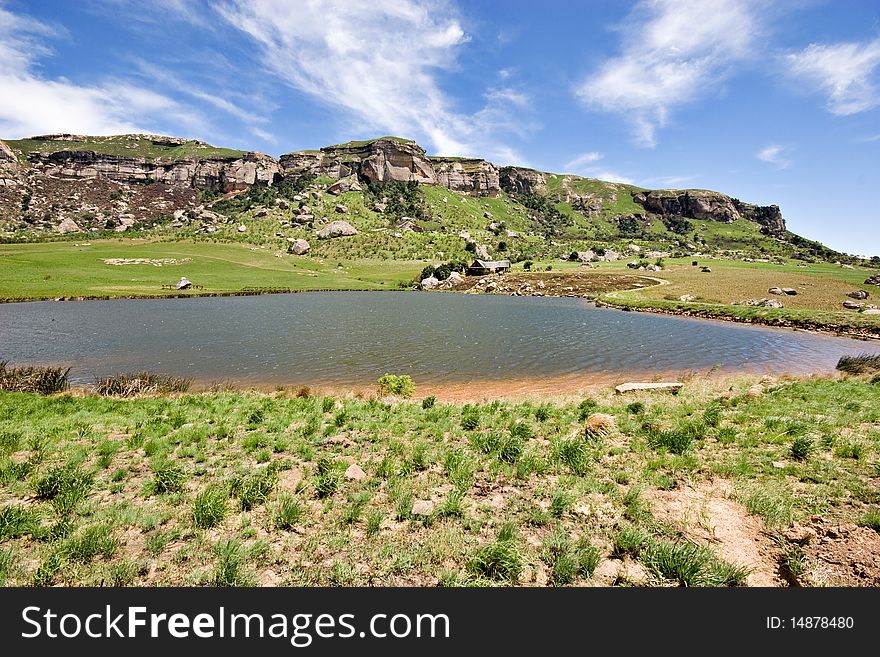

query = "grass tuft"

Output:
[[0, 360, 69, 394], [95, 372, 191, 396]]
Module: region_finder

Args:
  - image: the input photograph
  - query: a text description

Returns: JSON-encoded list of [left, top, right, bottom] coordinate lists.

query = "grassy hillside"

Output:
[[1, 374, 878, 586], [4, 135, 245, 162], [0, 240, 421, 301]]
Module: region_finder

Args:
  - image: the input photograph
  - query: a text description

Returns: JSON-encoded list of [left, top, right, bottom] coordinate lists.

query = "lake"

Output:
[[0, 292, 871, 391]]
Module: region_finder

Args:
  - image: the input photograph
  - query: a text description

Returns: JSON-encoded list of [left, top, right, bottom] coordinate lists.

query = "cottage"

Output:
[[467, 259, 511, 276]]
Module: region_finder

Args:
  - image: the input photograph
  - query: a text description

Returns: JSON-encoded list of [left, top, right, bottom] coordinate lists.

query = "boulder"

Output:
[[746, 298, 783, 308], [847, 290, 869, 300], [700, 267, 712, 273], [576, 251, 595, 263], [294, 213, 314, 225], [678, 294, 696, 302], [289, 239, 310, 255], [781, 287, 797, 295], [334, 203, 349, 214], [420, 276, 440, 290], [615, 382, 683, 394], [0, 139, 15, 162], [274, 199, 289, 210], [238, 224, 247, 233], [843, 300, 863, 310], [326, 175, 363, 195], [768, 287, 784, 295], [344, 463, 367, 481], [175, 277, 192, 290], [316, 220, 358, 239], [865, 274, 880, 286], [57, 217, 82, 234], [411, 500, 434, 516], [475, 243, 490, 259]]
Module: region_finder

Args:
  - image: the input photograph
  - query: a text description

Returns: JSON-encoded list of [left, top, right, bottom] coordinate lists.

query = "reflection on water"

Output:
[[0, 292, 871, 387]]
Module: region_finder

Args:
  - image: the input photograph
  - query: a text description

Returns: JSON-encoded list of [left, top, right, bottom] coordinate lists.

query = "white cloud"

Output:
[[575, 0, 759, 147], [564, 151, 603, 170], [214, 0, 530, 161], [756, 144, 790, 169], [0, 5, 190, 138], [559, 151, 633, 183], [784, 38, 880, 115]]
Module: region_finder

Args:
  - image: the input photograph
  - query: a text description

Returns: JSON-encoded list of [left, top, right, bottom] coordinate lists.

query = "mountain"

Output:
[[0, 133, 843, 263]]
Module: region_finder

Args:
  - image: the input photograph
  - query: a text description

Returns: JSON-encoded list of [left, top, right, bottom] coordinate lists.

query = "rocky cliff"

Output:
[[429, 157, 500, 197], [280, 137, 436, 185], [0, 132, 786, 239], [632, 190, 785, 235], [498, 166, 547, 195]]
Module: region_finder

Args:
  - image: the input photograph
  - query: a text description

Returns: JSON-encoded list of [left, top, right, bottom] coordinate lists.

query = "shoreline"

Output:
[[52, 369, 837, 404]]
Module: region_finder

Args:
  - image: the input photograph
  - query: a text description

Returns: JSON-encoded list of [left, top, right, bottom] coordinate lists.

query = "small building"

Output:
[[467, 259, 510, 276]]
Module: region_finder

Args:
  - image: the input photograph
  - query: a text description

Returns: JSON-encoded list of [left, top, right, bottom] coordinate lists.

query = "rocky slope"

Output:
[[0, 133, 794, 251]]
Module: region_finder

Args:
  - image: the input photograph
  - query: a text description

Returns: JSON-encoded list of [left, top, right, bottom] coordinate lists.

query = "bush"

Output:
[[790, 435, 814, 461], [0, 360, 69, 394], [95, 372, 191, 396], [836, 354, 880, 374], [421, 395, 436, 410], [35, 465, 93, 513], [377, 373, 416, 398], [193, 486, 229, 528]]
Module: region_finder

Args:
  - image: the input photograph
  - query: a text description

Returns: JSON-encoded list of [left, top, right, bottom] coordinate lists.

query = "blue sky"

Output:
[[1, 0, 878, 255]]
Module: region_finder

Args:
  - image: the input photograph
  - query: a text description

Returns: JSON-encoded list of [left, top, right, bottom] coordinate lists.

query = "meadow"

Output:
[[1, 371, 879, 587]]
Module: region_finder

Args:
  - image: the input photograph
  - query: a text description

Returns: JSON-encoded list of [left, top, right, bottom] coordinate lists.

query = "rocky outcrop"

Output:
[[0, 139, 15, 163], [498, 166, 547, 195], [280, 138, 435, 185], [632, 189, 786, 235], [28, 149, 281, 192], [429, 157, 500, 196], [316, 220, 358, 239]]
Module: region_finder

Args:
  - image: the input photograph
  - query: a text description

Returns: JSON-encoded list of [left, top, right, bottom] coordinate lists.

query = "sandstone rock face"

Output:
[[289, 238, 310, 255], [498, 166, 547, 194], [28, 149, 281, 192], [429, 157, 500, 196], [420, 276, 440, 290], [0, 139, 15, 162], [280, 138, 435, 185], [632, 190, 786, 235], [316, 220, 358, 239]]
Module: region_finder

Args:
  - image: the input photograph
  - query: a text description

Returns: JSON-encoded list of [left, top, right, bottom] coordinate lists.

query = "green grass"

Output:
[[0, 240, 423, 301], [5, 135, 244, 162], [0, 374, 876, 586]]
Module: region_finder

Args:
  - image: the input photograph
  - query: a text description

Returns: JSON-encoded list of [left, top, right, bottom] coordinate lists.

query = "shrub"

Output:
[[95, 372, 191, 396], [193, 485, 229, 528], [313, 457, 342, 498], [790, 435, 814, 461], [377, 373, 416, 398], [274, 494, 305, 530], [836, 354, 880, 375], [467, 525, 522, 583], [460, 407, 480, 431], [234, 467, 277, 511], [147, 460, 184, 496], [213, 539, 249, 586], [0, 360, 69, 394], [35, 465, 94, 513], [0, 505, 41, 541], [62, 524, 119, 562]]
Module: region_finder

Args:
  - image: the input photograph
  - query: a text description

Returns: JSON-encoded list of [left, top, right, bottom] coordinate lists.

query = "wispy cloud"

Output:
[[575, 0, 760, 147], [213, 0, 530, 161], [564, 151, 603, 170], [783, 38, 880, 116], [756, 144, 791, 169], [0, 5, 192, 138], [560, 151, 633, 183]]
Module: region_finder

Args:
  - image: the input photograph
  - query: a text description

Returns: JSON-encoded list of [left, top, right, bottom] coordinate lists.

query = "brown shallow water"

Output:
[[0, 291, 872, 390]]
